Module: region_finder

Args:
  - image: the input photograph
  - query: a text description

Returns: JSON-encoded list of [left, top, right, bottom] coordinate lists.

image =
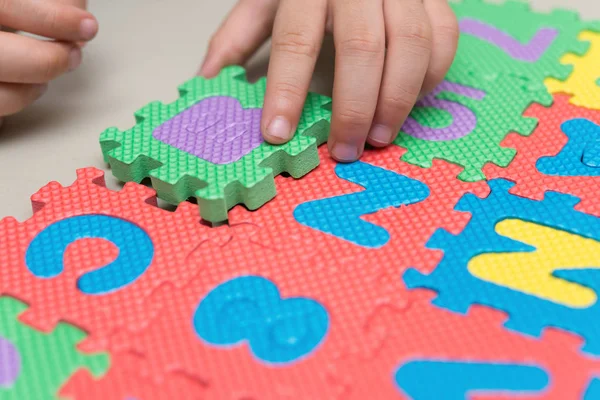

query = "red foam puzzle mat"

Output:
[[3, 0, 600, 398]]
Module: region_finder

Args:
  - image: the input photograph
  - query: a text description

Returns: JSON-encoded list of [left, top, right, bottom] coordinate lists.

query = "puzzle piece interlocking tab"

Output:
[[0, 296, 109, 399], [484, 94, 600, 216], [393, 0, 600, 182], [100, 65, 332, 222], [0, 167, 224, 352], [394, 66, 551, 182], [451, 0, 600, 82], [404, 179, 600, 355], [546, 31, 600, 110], [4, 0, 600, 397]]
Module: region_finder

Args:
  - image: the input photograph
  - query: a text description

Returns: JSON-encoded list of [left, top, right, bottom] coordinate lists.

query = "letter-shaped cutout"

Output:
[[395, 360, 548, 399], [25, 215, 154, 295], [403, 81, 485, 141], [459, 18, 558, 62], [294, 162, 430, 248], [152, 96, 264, 164], [469, 219, 600, 308]]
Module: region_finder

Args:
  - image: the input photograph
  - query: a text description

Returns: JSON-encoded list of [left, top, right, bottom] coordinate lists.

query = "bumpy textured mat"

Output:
[[2, 0, 600, 398]]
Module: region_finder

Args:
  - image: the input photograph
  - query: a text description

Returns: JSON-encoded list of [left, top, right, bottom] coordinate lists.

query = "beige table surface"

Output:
[[0, 0, 598, 220]]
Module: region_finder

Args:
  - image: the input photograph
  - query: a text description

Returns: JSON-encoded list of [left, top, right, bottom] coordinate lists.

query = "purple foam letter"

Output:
[[402, 81, 485, 141], [153, 96, 264, 164], [459, 19, 558, 62], [0, 337, 20, 387]]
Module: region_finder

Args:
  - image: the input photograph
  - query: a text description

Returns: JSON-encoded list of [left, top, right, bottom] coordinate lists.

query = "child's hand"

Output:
[[201, 0, 458, 162], [0, 0, 98, 125]]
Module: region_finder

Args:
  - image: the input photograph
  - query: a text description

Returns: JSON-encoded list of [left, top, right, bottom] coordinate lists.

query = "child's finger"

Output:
[[0, 0, 97, 42], [51, 0, 87, 8], [261, 0, 327, 144], [419, 0, 459, 95], [328, 0, 385, 162], [0, 32, 81, 84], [0, 82, 48, 117], [367, 0, 432, 147], [199, 0, 278, 78]]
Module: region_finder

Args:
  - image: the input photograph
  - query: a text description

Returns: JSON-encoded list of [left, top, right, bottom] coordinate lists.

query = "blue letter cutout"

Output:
[[293, 161, 430, 248], [395, 360, 548, 399], [194, 275, 329, 364], [585, 378, 600, 399], [537, 118, 600, 176], [25, 214, 154, 295]]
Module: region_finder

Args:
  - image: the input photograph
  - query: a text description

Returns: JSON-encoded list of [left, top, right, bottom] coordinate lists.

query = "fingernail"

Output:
[[368, 124, 392, 145], [266, 116, 293, 142], [331, 142, 358, 162], [79, 18, 98, 41], [199, 57, 219, 78], [69, 47, 82, 71]]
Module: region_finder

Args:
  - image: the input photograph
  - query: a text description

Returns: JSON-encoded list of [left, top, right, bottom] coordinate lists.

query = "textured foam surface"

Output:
[[0, 297, 108, 399], [484, 94, 600, 216], [546, 31, 600, 110], [4, 1, 600, 397], [394, 66, 552, 182], [450, 0, 600, 82], [0, 167, 221, 352], [536, 118, 600, 176], [100, 66, 332, 222], [404, 179, 600, 355]]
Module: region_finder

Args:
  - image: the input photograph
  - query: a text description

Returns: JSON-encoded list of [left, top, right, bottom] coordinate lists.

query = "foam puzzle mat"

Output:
[[2, 0, 600, 398]]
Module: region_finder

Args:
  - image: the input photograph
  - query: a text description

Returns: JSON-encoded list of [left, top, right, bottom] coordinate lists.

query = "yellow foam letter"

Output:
[[468, 219, 600, 308]]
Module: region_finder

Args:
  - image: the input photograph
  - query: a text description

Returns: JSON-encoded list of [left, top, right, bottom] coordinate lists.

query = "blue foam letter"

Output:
[[26, 214, 154, 295], [294, 161, 429, 248], [395, 360, 548, 399]]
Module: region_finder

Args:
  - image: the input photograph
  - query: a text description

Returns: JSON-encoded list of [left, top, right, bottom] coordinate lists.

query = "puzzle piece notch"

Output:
[[59, 352, 206, 400], [109, 215, 419, 396], [545, 31, 600, 110], [394, 66, 552, 182], [0, 296, 109, 399], [536, 118, 600, 176], [451, 0, 600, 82], [395, 360, 549, 399], [100, 65, 332, 222], [0, 167, 227, 352], [482, 94, 600, 217], [404, 178, 600, 355], [329, 296, 598, 400]]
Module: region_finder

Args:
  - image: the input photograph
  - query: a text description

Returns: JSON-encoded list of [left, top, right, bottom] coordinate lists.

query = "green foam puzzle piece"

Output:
[[100, 66, 332, 222], [394, 67, 553, 182], [451, 0, 600, 83], [0, 297, 109, 399]]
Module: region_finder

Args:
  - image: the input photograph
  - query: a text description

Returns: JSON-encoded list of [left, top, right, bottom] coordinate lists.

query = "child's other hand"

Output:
[[201, 0, 458, 162], [0, 0, 98, 125]]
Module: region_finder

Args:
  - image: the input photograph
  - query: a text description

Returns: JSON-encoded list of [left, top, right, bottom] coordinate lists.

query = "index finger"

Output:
[[0, 0, 98, 41], [261, 0, 327, 144]]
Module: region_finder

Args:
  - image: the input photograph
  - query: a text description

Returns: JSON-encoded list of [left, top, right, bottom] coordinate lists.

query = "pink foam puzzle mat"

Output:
[[2, 0, 600, 398]]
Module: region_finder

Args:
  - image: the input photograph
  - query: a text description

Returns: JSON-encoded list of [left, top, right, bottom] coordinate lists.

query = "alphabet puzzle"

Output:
[[2, 0, 600, 398]]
